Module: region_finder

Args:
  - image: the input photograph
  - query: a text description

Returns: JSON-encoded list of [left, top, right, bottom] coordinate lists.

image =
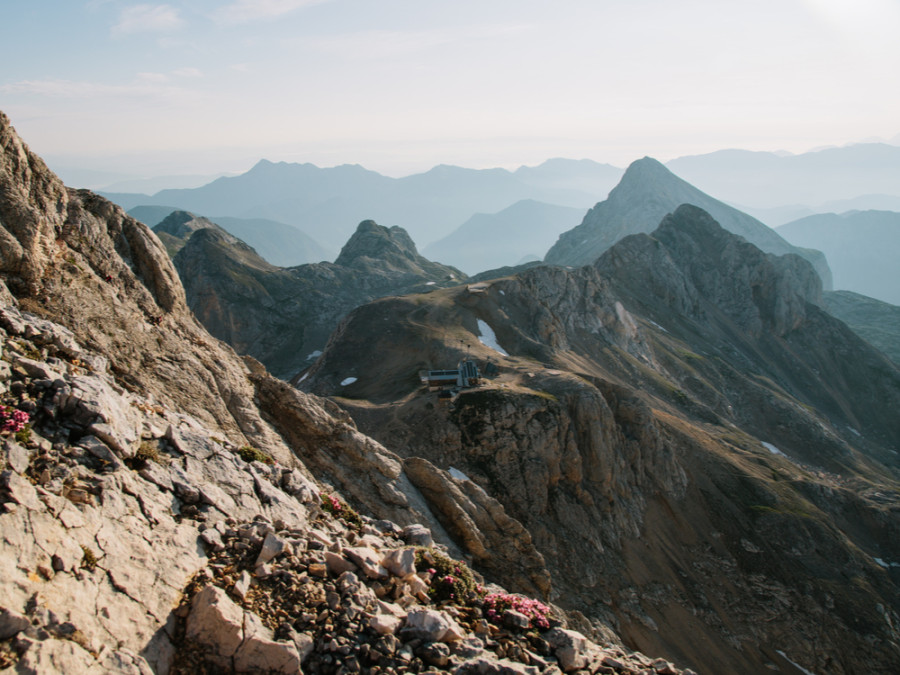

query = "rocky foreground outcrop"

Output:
[[0, 303, 693, 675]]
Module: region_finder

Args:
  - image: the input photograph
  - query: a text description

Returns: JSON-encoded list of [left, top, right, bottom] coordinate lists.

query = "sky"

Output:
[[2, 0, 899, 187]]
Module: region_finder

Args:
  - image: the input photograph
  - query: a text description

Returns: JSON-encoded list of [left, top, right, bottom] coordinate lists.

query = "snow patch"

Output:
[[426, 281, 436, 286], [849, 427, 861, 437], [476, 319, 509, 356], [340, 377, 357, 386], [776, 650, 818, 675], [499, 290, 505, 296], [306, 350, 322, 360], [873, 557, 900, 568], [762, 442, 785, 456], [449, 467, 470, 482], [297, 372, 309, 384]]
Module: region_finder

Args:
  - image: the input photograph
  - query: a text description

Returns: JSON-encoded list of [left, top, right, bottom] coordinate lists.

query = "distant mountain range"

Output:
[[422, 199, 584, 274], [129, 206, 333, 266], [778, 210, 900, 305], [102, 158, 621, 252], [824, 291, 900, 364], [101, 142, 900, 291], [666, 143, 900, 209]]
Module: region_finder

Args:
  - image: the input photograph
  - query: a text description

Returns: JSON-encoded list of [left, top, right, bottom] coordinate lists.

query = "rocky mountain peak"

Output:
[[335, 219, 420, 269], [544, 155, 833, 288], [153, 209, 213, 239], [597, 204, 822, 337], [618, 156, 670, 181]]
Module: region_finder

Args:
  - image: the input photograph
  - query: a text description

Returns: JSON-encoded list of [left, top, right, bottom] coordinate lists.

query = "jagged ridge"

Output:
[[544, 157, 833, 288]]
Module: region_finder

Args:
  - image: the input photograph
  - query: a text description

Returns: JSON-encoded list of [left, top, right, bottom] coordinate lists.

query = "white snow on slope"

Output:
[[762, 442, 785, 456], [873, 556, 900, 568], [306, 350, 322, 360], [776, 650, 818, 675], [476, 319, 508, 356], [340, 377, 357, 386], [449, 467, 470, 482]]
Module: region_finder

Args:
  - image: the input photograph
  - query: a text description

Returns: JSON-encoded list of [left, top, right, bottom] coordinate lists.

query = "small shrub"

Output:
[[81, 546, 98, 571], [237, 445, 273, 465], [482, 592, 552, 630], [320, 492, 363, 531], [134, 441, 168, 465], [15, 425, 32, 446], [415, 548, 478, 603]]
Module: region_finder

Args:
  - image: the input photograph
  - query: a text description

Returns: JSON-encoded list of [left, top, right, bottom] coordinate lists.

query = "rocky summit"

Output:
[[543, 157, 832, 288], [0, 110, 716, 674], [303, 205, 900, 674], [172, 217, 464, 380]]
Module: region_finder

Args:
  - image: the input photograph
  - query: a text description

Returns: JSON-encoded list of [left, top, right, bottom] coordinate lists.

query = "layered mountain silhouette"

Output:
[[130, 206, 331, 267], [824, 290, 900, 365], [102, 159, 619, 252], [422, 199, 584, 274], [544, 158, 833, 288], [172, 218, 465, 379], [778, 209, 900, 305], [302, 204, 900, 674], [667, 143, 900, 209]]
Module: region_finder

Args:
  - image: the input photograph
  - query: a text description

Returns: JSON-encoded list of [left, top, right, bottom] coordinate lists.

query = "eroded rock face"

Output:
[[173, 218, 465, 379], [598, 204, 822, 338], [302, 205, 900, 674]]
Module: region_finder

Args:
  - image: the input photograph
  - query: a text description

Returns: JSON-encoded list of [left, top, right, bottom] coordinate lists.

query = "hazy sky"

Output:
[[3, 0, 899, 183]]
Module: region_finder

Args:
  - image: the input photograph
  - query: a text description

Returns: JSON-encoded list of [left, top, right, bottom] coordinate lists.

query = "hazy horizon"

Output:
[[4, 1, 900, 185]]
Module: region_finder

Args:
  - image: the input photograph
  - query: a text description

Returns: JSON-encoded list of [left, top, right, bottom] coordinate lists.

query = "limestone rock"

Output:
[[382, 546, 417, 578], [234, 611, 302, 674], [402, 608, 466, 643], [0, 606, 30, 640], [186, 585, 245, 663], [344, 546, 388, 579], [544, 628, 589, 672]]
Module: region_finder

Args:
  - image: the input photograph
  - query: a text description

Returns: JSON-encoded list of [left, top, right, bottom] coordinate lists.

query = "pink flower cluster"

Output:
[[321, 493, 342, 513], [483, 592, 551, 630], [0, 406, 29, 433]]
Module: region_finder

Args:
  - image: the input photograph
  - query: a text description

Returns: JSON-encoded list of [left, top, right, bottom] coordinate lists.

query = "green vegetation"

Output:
[[237, 445, 273, 465], [81, 546, 98, 571], [415, 547, 478, 603], [528, 389, 559, 403], [320, 492, 364, 531], [134, 441, 168, 465], [14, 425, 32, 446], [677, 348, 704, 362]]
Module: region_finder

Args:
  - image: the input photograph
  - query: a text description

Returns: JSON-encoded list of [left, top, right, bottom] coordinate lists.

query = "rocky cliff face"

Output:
[[3, 109, 697, 675], [172, 218, 465, 380], [823, 289, 900, 365], [544, 157, 833, 288], [304, 205, 900, 674]]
